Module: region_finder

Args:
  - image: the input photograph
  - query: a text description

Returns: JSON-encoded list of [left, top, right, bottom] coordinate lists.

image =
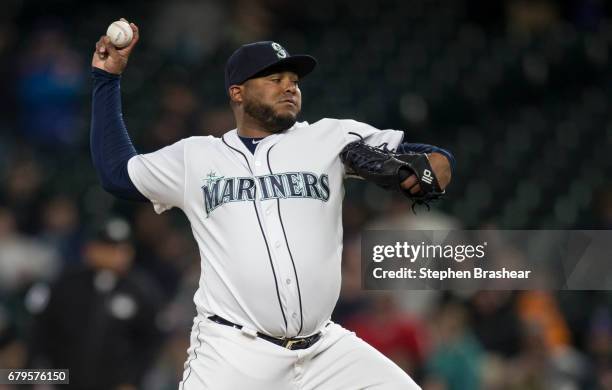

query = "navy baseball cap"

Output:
[[224, 41, 317, 93]]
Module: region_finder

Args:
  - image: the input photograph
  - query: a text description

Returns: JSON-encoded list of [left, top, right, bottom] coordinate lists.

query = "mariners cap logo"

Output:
[[224, 41, 317, 93], [271, 42, 288, 59]]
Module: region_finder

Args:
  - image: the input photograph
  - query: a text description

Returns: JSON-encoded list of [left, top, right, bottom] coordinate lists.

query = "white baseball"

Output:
[[106, 20, 133, 48]]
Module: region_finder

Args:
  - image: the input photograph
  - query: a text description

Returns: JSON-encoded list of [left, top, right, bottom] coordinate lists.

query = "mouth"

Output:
[[279, 99, 297, 107]]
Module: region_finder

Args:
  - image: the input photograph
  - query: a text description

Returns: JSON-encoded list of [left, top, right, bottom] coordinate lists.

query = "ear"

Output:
[[229, 85, 243, 104]]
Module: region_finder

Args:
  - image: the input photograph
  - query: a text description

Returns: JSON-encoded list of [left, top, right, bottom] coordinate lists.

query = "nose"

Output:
[[284, 81, 297, 94], [280, 77, 297, 94]]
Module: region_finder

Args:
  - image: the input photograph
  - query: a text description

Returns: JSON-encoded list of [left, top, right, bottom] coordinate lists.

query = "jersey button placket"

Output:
[[254, 144, 298, 334], [258, 142, 302, 335]]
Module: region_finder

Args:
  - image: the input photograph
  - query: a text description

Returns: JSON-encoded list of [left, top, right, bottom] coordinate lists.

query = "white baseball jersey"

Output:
[[127, 118, 403, 338]]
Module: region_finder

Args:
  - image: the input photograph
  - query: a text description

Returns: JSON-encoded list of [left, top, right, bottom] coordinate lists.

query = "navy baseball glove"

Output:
[[340, 140, 445, 210]]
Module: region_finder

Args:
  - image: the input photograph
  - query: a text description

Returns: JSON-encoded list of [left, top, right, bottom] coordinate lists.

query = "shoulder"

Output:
[[304, 118, 344, 128], [290, 118, 349, 134], [179, 135, 222, 151], [303, 118, 376, 133], [300, 118, 379, 138], [289, 118, 376, 144], [181, 135, 218, 145]]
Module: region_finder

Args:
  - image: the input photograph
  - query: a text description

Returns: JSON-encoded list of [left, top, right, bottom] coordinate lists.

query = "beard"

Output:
[[243, 98, 298, 133]]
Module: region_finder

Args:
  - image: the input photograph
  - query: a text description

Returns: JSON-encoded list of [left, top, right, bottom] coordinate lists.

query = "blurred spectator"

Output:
[[197, 107, 236, 138], [228, 0, 275, 44], [0, 303, 25, 370], [468, 291, 521, 357], [587, 306, 612, 385], [152, 0, 228, 64], [344, 293, 429, 378], [40, 195, 83, 266], [505, 317, 588, 389], [142, 81, 200, 151], [1, 156, 45, 234], [142, 261, 200, 390], [517, 291, 571, 353], [333, 235, 369, 324], [0, 207, 58, 294], [508, 291, 591, 389], [507, 0, 561, 36], [132, 205, 188, 298], [423, 301, 483, 390], [27, 218, 165, 390], [17, 22, 84, 148]]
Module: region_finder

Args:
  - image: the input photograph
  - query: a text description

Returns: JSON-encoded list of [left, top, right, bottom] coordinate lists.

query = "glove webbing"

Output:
[[341, 133, 444, 212]]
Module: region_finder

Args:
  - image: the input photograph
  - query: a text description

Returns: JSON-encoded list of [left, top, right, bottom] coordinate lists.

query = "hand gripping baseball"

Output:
[[92, 18, 140, 75]]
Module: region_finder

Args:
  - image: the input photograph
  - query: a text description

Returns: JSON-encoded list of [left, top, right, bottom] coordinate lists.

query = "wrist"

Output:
[[92, 67, 121, 79]]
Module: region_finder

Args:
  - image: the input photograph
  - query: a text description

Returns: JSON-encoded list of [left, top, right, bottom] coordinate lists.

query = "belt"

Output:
[[208, 315, 322, 350]]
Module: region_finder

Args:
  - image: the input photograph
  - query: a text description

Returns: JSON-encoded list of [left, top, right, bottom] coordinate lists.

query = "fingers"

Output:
[[122, 20, 140, 54], [103, 36, 119, 57], [400, 175, 416, 190], [113, 18, 140, 55], [400, 175, 421, 194], [404, 176, 422, 194], [92, 19, 139, 71], [95, 36, 107, 60], [94, 35, 119, 59]]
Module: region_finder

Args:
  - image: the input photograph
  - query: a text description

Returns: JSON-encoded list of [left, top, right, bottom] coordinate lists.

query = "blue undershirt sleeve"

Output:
[[90, 67, 147, 201], [397, 142, 456, 175]]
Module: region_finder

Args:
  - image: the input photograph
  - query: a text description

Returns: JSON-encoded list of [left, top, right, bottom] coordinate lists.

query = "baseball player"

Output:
[[91, 21, 453, 390]]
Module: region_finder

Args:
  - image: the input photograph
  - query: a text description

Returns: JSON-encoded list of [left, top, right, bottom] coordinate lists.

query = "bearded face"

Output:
[[242, 95, 298, 133], [238, 71, 302, 133]]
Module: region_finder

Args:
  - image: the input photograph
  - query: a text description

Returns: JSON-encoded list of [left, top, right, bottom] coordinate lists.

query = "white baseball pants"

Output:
[[179, 315, 421, 389]]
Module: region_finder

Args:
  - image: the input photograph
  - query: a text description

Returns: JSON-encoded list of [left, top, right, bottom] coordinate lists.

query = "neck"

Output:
[[236, 113, 274, 138]]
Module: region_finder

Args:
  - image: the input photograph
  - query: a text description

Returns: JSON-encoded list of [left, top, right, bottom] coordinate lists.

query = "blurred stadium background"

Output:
[[1, 0, 612, 389]]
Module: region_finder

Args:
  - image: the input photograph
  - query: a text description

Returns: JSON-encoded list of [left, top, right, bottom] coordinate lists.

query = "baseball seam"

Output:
[[112, 22, 131, 46]]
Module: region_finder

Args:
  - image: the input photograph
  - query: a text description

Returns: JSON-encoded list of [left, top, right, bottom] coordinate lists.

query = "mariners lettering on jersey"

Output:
[[202, 171, 330, 216]]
